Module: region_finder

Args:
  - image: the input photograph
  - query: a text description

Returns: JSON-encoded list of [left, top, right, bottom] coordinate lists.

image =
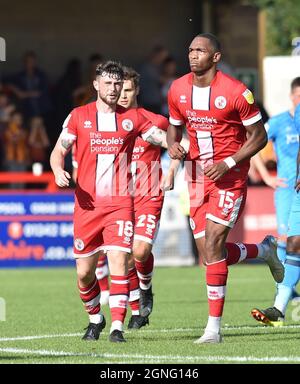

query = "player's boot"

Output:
[[258, 236, 284, 283], [82, 316, 106, 341], [251, 306, 284, 327], [127, 315, 149, 330], [100, 290, 110, 306], [194, 330, 222, 344], [109, 329, 126, 343], [139, 286, 153, 318]]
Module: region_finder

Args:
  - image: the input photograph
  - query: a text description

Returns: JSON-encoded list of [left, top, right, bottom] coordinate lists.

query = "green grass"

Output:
[[0, 265, 300, 364]]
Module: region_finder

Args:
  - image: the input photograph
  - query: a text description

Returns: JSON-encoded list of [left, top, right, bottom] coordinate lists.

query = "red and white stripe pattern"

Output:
[[109, 275, 129, 324], [128, 267, 140, 314], [96, 254, 110, 292], [135, 253, 154, 290], [78, 277, 101, 315], [225, 242, 258, 266], [206, 259, 228, 317]]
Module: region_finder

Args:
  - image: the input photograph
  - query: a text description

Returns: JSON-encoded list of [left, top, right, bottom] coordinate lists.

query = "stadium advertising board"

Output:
[[0, 192, 74, 267]]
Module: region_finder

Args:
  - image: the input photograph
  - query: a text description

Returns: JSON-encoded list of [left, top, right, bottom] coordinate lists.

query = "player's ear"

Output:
[[213, 52, 221, 63], [93, 79, 99, 91]]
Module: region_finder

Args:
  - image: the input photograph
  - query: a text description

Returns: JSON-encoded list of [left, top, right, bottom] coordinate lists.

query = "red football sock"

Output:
[[206, 259, 228, 317], [109, 275, 129, 323], [135, 253, 154, 290], [128, 267, 140, 313], [95, 254, 110, 291], [225, 242, 258, 266], [78, 276, 101, 315]]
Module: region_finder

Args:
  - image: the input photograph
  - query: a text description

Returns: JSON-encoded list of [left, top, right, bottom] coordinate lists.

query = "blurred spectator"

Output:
[[73, 53, 103, 106], [28, 116, 50, 170], [0, 91, 15, 131], [3, 111, 29, 188], [7, 51, 52, 121], [0, 92, 16, 169], [139, 45, 169, 113], [248, 100, 275, 185], [160, 56, 178, 117], [217, 60, 236, 77], [55, 58, 82, 125]]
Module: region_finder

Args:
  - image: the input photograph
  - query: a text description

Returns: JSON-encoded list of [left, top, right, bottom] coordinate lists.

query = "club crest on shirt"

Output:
[[214, 96, 227, 109], [242, 89, 254, 104], [122, 119, 134, 131], [74, 238, 84, 251]]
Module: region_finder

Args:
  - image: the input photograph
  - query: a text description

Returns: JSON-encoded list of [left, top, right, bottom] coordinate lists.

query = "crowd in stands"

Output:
[[0, 47, 275, 188]]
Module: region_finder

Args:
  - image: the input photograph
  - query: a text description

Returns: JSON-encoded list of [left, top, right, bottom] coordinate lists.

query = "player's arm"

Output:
[[205, 120, 267, 181], [142, 125, 168, 148], [251, 152, 287, 189], [166, 82, 187, 160], [160, 158, 181, 191], [167, 124, 188, 160], [143, 124, 189, 152], [50, 133, 73, 187], [161, 137, 190, 190]]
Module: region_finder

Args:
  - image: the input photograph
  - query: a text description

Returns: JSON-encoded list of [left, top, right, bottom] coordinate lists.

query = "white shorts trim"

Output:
[[194, 230, 205, 239], [103, 246, 131, 253], [74, 245, 103, 258], [206, 213, 233, 228], [74, 245, 131, 258], [134, 235, 153, 245]]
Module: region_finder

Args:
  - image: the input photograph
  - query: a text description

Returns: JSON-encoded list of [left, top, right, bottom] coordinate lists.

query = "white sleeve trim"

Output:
[[169, 116, 184, 126], [62, 113, 72, 129], [60, 130, 77, 141], [242, 112, 262, 126]]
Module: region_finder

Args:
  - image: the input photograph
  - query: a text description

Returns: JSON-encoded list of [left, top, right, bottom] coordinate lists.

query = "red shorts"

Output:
[[73, 203, 134, 258], [189, 175, 247, 239], [133, 195, 164, 244]]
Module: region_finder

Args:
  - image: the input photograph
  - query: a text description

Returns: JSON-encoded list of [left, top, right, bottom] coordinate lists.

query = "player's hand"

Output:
[[160, 169, 175, 191], [204, 161, 229, 181], [295, 179, 300, 192], [168, 143, 186, 160], [54, 169, 71, 188], [265, 176, 287, 189]]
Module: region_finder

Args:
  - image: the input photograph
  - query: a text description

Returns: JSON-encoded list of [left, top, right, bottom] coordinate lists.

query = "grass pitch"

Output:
[[0, 264, 299, 364]]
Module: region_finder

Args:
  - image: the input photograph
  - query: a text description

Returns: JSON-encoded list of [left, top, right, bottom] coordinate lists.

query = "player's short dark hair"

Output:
[[195, 33, 221, 53], [291, 77, 300, 90], [123, 66, 140, 88], [95, 60, 124, 80]]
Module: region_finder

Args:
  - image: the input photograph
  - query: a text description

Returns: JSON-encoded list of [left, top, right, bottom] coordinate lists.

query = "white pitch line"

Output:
[[0, 347, 300, 363], [0, 333, 82, 342], [0, 324, 299, 342]]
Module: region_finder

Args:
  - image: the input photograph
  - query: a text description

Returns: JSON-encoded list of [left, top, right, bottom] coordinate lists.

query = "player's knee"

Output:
[[128, 254, 135, 269], [205, 233, 223, 254], [77, 267, 95, 286], [286, 236, 300, 254], [133, 244, 150, 262]]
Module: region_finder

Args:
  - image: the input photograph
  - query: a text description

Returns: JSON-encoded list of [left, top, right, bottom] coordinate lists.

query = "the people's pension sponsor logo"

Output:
[[90, 132, 124, 153]]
